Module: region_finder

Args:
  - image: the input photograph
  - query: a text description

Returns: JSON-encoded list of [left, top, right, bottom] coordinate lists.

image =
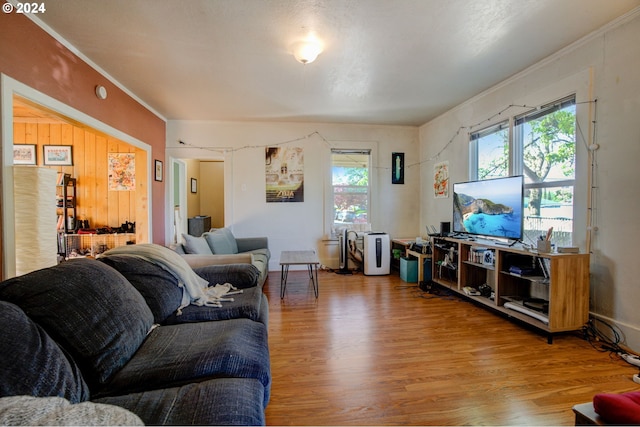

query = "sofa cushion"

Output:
[[181, 233, 213, 254], [204, 228, 239, 254], [98, 318, 271, 404], [0, 301, 89, 403], [0, 259, 155, 388], [593, 391, 640, 424], [94, 378, 265, 425], [192, 263, 260, 289], [164, 287, 267, 325], [0, 396, 143, 426], [98, 255, 184, 323]]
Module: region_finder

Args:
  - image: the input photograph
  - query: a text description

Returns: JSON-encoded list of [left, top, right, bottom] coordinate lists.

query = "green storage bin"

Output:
[[400, 257, 418, 282]]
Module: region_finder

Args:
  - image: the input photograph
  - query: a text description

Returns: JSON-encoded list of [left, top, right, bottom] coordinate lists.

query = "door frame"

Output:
[[1, 74, 153, 279]]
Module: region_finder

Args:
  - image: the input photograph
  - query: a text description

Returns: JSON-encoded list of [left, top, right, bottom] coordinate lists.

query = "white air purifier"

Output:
[[363, 232, 390, 275]]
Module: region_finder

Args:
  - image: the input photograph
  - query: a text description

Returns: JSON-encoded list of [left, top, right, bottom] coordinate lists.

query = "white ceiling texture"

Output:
[[32, 0, 640, 126]]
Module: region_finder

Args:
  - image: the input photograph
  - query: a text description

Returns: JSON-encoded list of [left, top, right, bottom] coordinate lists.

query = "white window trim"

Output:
[[324, 142, 377, 238]]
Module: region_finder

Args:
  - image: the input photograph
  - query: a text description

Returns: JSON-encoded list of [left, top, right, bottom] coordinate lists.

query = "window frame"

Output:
[[330, 148, 371, 232], [469, 95, 578, 246]]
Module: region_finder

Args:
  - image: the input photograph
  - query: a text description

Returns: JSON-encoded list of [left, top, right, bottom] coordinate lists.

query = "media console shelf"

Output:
[[431, 237, 590, 343]]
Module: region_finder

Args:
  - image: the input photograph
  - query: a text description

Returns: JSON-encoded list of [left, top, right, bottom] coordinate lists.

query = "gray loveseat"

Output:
[[174, 227, 270, 286], [0, 244, 270, 425]]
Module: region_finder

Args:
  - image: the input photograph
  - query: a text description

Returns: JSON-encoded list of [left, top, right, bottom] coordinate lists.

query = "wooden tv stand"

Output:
[[431, 237, 590, 342]]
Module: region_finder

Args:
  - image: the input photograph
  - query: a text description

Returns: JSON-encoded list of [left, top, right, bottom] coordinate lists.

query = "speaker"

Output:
[[440, 221, 451, 236]]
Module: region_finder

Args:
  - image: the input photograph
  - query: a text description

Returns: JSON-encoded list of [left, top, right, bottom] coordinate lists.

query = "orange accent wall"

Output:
[[0, 12, 166, 243]]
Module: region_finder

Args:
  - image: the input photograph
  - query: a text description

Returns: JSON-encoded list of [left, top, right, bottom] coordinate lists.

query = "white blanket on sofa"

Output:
[[0, 396, 143, 426], [101, 244, 241, 312]]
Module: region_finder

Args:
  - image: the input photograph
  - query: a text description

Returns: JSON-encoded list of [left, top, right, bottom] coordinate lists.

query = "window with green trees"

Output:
[[470, 95, 576, 246], [332, 149, 370, 230]]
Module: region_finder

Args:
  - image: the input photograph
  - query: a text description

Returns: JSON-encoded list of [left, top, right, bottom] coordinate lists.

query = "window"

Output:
[[470, 121, 509, 180], [470, 95, 577, 246], [331, 149, 370, 230]]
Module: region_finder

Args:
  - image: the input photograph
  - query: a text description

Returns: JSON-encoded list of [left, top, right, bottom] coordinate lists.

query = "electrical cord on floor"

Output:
[[581, 317, 623, 353], [580, 317, 640, 369]]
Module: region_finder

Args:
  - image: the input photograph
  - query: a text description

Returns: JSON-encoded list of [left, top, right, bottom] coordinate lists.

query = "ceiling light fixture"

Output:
[[292, 40, 323, 65]]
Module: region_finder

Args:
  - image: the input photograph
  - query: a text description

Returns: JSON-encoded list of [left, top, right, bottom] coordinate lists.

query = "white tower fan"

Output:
[[337, 227, 353, 275]]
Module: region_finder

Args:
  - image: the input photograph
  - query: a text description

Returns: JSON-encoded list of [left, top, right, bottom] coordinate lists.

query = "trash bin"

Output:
[[400, 257, 418, 282]]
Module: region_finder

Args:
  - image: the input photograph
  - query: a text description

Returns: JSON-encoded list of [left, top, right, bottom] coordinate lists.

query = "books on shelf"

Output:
[[56, 172, 72, 186]]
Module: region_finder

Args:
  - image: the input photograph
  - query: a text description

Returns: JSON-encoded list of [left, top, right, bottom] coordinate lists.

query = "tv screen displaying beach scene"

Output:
[[452, 175, 524, 240]]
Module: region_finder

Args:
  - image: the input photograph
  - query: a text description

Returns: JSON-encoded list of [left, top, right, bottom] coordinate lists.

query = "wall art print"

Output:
[[108, 153, 136, 191], [265, 146, 304, 202], [13, 144, 37, 165], [392, 152, 404, 184], [434, 160, 449, 198]]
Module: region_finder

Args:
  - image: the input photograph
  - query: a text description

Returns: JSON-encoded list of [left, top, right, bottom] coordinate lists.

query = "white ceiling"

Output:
[[33, 0, 640, 126]]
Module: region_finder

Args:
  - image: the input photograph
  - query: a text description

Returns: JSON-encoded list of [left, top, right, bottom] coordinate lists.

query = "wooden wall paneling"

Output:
[[37, 123, 50, 147], [82, 131, 96, 227], [49, 123, 61, 148], [13, 122, 25, 144], [59, 124, 74, 178], [106, 139, 120, 228], [72, 126, 84, 226], [24, 122, 37, 145], [94, 135, 108, 228], [12, 118, 143, 234]]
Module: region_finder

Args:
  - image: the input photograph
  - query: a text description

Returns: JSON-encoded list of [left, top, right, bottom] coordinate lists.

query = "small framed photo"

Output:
[[13, 144, 37, 165], [154, 159, 163, 182], [392, 152, 404, 184], [43, 145, 73, 166], [191, 178, 197, 193]]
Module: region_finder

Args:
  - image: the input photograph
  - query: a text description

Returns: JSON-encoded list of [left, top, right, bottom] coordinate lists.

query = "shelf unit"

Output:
[[63, 233, 136, 258], [56, 174, 76, 258], [56, 173, 76, 233], [431, 237, 590, 342]]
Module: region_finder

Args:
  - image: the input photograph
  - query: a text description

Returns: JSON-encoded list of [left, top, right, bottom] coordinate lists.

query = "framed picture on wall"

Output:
[[154, 159, 163, 182], [392, 152, 404, 184], [13, 144, 37, 165], [43, 145, 73, 166], [191, 178, 197, 193]]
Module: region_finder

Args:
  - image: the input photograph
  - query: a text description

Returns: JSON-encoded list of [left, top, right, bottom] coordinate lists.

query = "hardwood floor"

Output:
[[263, 269, 637, 425]]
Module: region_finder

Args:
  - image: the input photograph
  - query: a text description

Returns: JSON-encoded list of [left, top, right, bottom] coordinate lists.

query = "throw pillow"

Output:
[[0, 258, 155, 388], [182, 233, 213, 254], [98, 255, 184, 324], [204, 228, 239, 254], [0, 301, 89, 403], [593, 391, 640, 424]]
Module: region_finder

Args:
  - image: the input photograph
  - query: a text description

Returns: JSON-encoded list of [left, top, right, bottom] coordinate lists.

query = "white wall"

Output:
[[166, 121, 419, 270], [419, 10, 640, 352]]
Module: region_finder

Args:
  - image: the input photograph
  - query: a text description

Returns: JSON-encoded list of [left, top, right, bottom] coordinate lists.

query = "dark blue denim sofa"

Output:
[[0, 248, 270, 425]]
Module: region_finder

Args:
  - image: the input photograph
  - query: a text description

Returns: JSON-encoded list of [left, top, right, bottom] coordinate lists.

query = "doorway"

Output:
[[1, 76, 152, 279], [167, 156, 225, 243]]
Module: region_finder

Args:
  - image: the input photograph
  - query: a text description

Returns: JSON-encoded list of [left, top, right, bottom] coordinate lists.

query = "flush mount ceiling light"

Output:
[[292, 40, 323, 64]]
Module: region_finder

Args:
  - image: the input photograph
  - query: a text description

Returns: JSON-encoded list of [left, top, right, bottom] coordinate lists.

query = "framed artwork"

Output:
[[191, 178, 197, 193], [43, 145, 73, 166], [13, 144, 37, 165], [392, 152, 404, 184], [154, 159, 163, 182], [434, 161, 449, 198], [108, 153, 136, 191]]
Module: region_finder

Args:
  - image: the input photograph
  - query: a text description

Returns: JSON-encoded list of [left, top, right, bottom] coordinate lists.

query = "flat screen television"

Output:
[[452, 175, 524, 240]]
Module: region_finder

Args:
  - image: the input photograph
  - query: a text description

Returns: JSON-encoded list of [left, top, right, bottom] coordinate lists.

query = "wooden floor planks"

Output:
[[263, 270, 637, 425]]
